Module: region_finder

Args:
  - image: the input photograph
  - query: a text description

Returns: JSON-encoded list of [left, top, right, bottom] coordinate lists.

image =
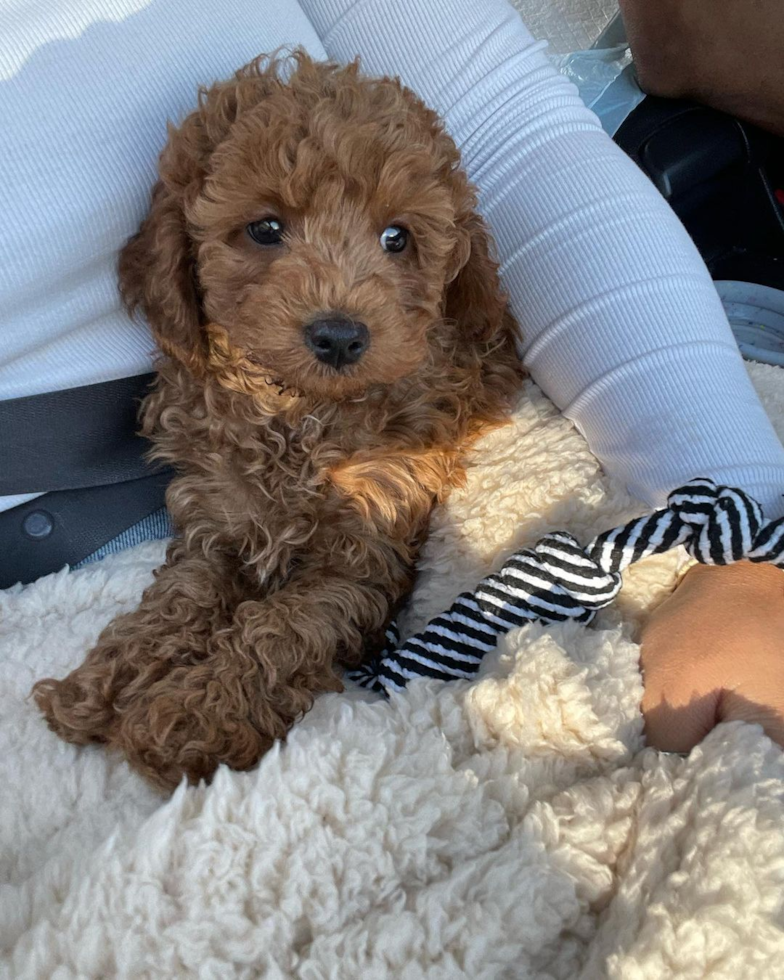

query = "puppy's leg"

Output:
[[112, 550, 409, 789], [32, 539, 241, 752]]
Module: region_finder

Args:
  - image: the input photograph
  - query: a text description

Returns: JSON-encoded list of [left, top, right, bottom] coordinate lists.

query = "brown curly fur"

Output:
[[32, 52, 523, 791]]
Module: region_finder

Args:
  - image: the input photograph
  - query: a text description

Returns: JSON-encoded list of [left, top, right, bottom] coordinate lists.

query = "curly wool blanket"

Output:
[[3, 365, 784, 980]]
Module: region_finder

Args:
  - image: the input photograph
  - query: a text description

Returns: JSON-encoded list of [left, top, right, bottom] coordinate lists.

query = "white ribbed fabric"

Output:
[[2, 0, 784, 519]]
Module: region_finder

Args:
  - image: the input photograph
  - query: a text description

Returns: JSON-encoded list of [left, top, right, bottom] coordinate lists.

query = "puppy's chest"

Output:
[[225, 422, 332, 505], [221, 417, 370, 504], [224, 415, 447, 528]]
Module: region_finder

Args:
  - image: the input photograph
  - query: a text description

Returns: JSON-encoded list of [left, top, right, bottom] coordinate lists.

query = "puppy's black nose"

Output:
[[304, 317, 369, 369]]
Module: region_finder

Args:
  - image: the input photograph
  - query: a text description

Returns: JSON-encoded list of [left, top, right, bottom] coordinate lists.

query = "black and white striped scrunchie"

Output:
[[349, 478, 784, 695]]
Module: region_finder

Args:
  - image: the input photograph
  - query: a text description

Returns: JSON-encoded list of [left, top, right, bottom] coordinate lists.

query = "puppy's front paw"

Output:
[[113, 664, 276, 790], [32, 665, 119, 746]]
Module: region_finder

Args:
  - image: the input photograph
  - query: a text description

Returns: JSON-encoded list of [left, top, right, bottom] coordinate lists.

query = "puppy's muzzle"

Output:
[[304, 316, 369, 370]]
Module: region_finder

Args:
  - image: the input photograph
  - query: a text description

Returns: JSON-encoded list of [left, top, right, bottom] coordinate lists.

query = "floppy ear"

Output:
[[118, 63, 260, 374], [119, 116, 211, 375], [444, 210, 510, 344]]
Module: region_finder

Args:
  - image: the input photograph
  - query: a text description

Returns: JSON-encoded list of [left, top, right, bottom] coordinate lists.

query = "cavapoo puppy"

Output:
[[33, 52, 522, 790]]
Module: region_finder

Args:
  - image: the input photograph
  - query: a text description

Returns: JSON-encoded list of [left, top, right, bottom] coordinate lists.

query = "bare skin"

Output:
[[640, 561, 784, 752], [620, 0, 784, 136]]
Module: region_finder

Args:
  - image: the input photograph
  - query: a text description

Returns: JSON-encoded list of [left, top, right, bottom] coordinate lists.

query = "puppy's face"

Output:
[[193, 89, 464, 400], [121, 54, 509, 403]]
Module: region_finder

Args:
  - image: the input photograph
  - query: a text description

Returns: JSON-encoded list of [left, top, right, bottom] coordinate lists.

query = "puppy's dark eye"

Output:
[[247, 217, 285, 246], [380, 225, 409, 253]]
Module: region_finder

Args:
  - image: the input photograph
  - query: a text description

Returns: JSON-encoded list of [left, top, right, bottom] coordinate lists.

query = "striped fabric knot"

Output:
[[349, 477, 784, 695], [497, 531, 623, 615], [667, 478, 765, 564], [588, 508, 691, 574]]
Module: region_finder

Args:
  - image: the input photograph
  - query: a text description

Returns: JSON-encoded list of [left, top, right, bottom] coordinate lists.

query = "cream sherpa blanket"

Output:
[[3, 366, 784, 980]]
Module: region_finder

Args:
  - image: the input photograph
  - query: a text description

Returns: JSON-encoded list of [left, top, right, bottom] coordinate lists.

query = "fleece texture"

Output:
[[3, 366, 784, 979]]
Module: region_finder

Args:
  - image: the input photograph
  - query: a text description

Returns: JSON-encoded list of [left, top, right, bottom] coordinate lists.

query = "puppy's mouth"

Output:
[[244, 352, 299, 394], [242, 346, 373, 402], [207, 319, 420, 403], [206, 323, 305, 399]]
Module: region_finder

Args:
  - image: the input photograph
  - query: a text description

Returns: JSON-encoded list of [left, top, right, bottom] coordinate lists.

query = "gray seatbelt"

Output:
[[0, 472, 171, 589], [0, 374, 173, 587], [0, 374, 159, 495]]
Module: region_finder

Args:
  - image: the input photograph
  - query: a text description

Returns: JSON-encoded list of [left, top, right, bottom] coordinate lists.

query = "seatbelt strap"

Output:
[[0, 373, 175, 587], [0, 471, 172, 589], [0, 374, 159, 495]]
